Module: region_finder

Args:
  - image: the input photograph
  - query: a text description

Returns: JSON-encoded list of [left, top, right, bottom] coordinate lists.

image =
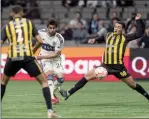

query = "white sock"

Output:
[[48, 80, 54, 99], [54, 80, 62, 92]]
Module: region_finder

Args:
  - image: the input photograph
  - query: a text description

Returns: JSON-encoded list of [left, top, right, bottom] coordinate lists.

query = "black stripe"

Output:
[[121, 36, 127, 64], [106, 34, 113, 64], [111, 35, 117, 64], [27, 20, 32, 56], [117, 34, 122, 64], [26, 19, 30, 56], [7, 23, 13, 57]]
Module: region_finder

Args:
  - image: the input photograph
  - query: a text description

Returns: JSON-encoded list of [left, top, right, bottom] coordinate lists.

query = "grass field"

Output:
[[1, 81, 149, 118]]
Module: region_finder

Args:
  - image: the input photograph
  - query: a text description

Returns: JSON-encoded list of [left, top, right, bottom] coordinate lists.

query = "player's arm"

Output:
[[125, 14, 145, 42], [32, 23, 43, 54], [0, 25, 7, 45], [37, 50, 61, 60], [88, 33, 108, 44]]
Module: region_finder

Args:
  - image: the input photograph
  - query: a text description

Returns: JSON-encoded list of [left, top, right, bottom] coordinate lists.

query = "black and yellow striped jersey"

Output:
[[1, 17, 38, 58], [95, 19, 145, 64], [103, 32, 127, 64]]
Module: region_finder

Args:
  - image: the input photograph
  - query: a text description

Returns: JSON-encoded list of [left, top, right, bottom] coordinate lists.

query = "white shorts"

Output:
[[39, 57, 64, 75]]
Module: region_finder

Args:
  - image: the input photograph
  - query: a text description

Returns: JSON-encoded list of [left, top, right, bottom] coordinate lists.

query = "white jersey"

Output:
[[38, 29, 64, 61], [38, 29, 65, 74]]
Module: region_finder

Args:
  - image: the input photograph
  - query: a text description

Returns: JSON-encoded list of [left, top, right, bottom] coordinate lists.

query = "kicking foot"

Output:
[[59, 89, 69, 100]]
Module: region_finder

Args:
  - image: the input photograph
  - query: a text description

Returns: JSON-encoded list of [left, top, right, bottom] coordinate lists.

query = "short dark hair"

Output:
[[117, 21, 125, 29], [12, 5, 23, 14], [47, 19, 58, 27]]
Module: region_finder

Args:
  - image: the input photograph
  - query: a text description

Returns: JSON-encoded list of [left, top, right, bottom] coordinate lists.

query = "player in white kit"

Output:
[[36, 19, 65, 104]]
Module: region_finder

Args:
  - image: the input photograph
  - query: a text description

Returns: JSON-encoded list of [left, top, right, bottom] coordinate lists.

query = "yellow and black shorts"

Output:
[[96, 63, 130, 79], [4, 56, 43, 77]]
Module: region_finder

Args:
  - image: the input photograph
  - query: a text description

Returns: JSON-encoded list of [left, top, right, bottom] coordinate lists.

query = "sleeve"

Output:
[[55, 34, 65, 51], [95, 32, 109, 41], [125, 19, 145, 42], [1, 25, 7, 42], [32, 22, 39, 37]]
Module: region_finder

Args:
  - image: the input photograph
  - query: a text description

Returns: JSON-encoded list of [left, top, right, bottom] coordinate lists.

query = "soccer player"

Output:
[[36, 19, 65, 104], [1, 5, 58, 118], [60, 14, 149, 101]]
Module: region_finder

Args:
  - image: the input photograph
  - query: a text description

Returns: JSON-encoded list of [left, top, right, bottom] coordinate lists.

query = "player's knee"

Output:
[[129, 82, 136, 89], [47, 75, 53, 81], [57, 78, 64, 83], [2, 74, 10, 85]]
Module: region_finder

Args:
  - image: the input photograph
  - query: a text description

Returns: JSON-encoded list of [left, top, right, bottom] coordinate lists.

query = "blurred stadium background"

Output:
[[1, 0, 149, 118]]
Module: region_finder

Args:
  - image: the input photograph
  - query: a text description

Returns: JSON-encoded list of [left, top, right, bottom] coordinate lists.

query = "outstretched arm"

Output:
[[125, 14, 145, 42], [88, 33, 108, 44]]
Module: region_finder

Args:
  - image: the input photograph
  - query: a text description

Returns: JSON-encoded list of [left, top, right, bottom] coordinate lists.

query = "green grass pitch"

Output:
[[1, 81, 149, 118]]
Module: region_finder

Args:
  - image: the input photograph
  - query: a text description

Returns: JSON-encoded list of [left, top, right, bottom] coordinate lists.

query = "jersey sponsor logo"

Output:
[[42, 43, 55, 51]]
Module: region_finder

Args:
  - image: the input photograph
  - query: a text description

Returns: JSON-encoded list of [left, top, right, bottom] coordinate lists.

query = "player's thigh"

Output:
[[23, 59, 43, 77], [53, 60, 64, 75], [4, 58, 22, 77], [41, 61, 54, 76]]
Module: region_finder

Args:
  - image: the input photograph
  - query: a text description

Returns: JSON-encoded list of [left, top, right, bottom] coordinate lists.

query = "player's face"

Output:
[[48, 25, 56, 36], [114, 23, 123, 34]]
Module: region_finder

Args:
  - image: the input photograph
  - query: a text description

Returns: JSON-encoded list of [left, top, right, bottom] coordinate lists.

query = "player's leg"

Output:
[[115, 65, 149, 101], [121, 76, 149, 101], [60, 67, 99, 100], [41, 60, 55, 100], [1, 59, 21, 100], [23, 58, 59, 118], [53, 59, 65, 93], [54, 73, 64, 92], [1, 74, 10, 100]]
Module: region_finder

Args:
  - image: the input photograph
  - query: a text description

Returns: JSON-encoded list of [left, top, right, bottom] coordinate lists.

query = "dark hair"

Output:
[[117, 21, 125, 29], [12, 5, 23, 14], [47, 19, 58, 27]]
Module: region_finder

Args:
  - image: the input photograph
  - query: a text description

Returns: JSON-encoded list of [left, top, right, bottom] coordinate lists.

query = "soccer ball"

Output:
[[94, 67, 108, 79]]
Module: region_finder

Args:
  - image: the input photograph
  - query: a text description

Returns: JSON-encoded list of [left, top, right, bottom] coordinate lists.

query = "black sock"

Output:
[[1, 84, 6, 100], [68, 77, 88, 96], [42, 87, 52, 110], [134, 83, 149, 100]]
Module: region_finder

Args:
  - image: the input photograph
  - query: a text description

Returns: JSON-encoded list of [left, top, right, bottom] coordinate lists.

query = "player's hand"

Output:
[[36, 56, 42, 60], [88, 39, 96, 44], [135, 14, 141, 20]]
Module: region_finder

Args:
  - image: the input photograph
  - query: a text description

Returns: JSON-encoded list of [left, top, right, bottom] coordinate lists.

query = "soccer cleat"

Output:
[[51, 98, 59, 105], [48, 111, 60, 118], [54, 94, 59, 101], [59, 89, 69, 100]]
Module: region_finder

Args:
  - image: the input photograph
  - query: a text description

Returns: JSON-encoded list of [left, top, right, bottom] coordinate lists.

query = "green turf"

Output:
[[1, 81, 149, 118]]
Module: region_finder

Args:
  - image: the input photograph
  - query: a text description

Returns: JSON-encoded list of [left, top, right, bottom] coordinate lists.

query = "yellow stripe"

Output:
[[23, 18, 30, 56], [34, 60, 42, 73], [6, 25, 12, 58], [108, 35, 115, 64], [15, 18, 24, 56], [9, 21, 17, 57], [114, 35, 120, 64], [119, 35, 125, 64], [104, 33, 113, 64], [29, 21, 34, 56]]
